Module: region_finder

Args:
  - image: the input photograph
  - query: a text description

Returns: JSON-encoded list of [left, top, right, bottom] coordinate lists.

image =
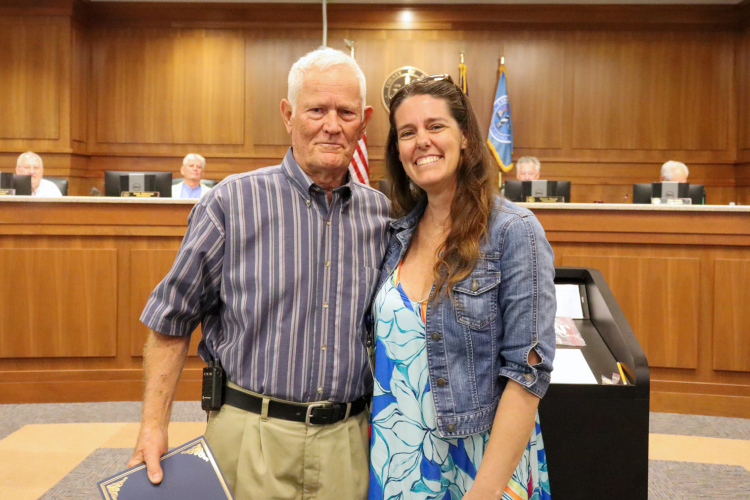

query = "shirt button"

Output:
[[436, 378, 447, 387], [321, 345, 327, 351], [471, 279, 479, 292], [323, 302, 329, 308], [325, 260, 330, 267], [326, 221, 331, 226], [446, 423, 456, 433], [524, 373, 534, 382], [317, 387, 323, 394], [431, 332, 441, 341], [306, 200, 311, 206]]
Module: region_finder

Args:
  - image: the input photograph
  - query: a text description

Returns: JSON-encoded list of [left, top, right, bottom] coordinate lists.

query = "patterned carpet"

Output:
[[1, 401, 749, 499]]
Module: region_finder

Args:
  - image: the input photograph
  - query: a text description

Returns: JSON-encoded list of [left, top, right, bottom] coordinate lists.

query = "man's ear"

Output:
[[280, 99, 294, 134], [361, 105, 374, 132]]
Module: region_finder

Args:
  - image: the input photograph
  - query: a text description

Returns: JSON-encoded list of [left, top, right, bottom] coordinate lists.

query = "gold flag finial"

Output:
[[344, 39, 356, 59]]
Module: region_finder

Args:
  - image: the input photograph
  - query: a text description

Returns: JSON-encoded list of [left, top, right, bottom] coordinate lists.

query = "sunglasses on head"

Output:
[[416, 74, 454, 84]]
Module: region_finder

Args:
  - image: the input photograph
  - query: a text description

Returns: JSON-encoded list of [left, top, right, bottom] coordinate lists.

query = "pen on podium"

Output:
[[617, 362, 629, 385]]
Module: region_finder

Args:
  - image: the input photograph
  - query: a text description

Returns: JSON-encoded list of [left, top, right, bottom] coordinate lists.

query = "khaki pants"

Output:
[[205, 382, 370, 500]]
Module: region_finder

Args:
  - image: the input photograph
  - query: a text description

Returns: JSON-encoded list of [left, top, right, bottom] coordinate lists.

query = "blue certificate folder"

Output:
[[98, 437, 234, 500]]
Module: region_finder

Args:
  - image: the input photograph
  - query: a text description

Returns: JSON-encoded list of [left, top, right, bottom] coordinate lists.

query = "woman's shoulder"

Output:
[[490, 195, 535, 223]]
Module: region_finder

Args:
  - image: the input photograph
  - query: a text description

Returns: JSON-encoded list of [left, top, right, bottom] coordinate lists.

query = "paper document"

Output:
[[551, 349, 598, 385], [555, 284, 584, 319]]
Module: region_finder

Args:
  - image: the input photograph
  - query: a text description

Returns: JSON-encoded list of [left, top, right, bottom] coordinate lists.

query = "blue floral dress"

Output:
[[369, 265, 552, 500]]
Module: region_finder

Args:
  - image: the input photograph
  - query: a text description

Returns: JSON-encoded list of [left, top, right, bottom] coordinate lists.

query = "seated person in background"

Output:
[[660, 160, 689, 183], [172, 153, 211, 199], [15, 152, 62, 197], [516, 156, 541, 181]]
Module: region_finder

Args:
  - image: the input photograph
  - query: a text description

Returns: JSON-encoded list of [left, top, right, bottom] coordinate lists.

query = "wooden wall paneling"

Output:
[[504, 34, 565, 150], [0, 249, 117, 358], [0, 18, 64, 142], [247, 30, 319, 147], [71, 21, 88, 145], [561, 255, 699, 369], [130, 249, 201, 357], [738, 30, 750, 152], [713, 259, 750, 372], [93, 28, 245, 147], [571, 32, 732, 152]]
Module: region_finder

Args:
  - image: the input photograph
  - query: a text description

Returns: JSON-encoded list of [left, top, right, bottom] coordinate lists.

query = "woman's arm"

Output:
[[462, 374, 541, 500]]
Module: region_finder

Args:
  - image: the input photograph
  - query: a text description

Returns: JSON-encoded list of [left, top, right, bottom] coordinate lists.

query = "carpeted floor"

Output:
[[1, 402, 749, 499]]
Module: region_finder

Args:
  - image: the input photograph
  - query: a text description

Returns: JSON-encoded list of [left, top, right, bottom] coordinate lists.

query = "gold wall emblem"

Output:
[[106, 477, 127, 500], [181, 443, 210, 462], [381, 66, 428, 111]]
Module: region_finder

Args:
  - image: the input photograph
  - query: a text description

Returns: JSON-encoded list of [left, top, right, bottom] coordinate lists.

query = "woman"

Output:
[[368, 76, 556, 500]]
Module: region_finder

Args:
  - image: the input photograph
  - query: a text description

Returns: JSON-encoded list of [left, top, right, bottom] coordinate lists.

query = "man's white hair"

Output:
[[182, 153, 206, 169], [516, 156, 540, 174], [661, 161, 688, 181], [16, 151, 43, 168], [287, 48, 366, 114]]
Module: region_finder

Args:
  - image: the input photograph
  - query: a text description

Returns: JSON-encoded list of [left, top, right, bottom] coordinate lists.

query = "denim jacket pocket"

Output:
[[452, 271, 502, 329]]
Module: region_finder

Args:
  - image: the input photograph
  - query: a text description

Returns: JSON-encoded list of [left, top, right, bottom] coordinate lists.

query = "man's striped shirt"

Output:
[[141, 149, 391, 403]]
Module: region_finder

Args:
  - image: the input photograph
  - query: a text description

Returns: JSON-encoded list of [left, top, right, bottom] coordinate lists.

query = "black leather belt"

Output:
[[224, 386, 370, 426]]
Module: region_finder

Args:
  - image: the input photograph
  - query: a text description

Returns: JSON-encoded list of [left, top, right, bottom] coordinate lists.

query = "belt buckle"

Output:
[[305, 402, 331, 426]]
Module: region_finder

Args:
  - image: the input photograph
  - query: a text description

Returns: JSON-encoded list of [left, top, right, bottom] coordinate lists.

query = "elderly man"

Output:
[[660, 160, 689, 182], [129, 48, 389, 500], [172, 153, 211, 199], [516, 156, 541, 181], [15, 152, 62, 197]]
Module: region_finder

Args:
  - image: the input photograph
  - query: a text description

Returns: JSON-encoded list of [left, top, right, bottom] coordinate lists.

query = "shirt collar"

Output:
[[390, 195, 427, 230], [281, 148, 352, 203]]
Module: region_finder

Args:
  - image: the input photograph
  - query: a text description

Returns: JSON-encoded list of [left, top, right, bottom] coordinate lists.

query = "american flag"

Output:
[[349, 133, 369, 185]]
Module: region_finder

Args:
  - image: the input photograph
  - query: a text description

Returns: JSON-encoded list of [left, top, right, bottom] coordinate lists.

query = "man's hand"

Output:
[[129, 331, 191, 484], [128, 423, 169, 484]]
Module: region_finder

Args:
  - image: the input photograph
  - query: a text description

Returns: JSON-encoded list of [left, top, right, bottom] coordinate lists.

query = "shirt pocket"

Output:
[[452, 271, 502, 329]]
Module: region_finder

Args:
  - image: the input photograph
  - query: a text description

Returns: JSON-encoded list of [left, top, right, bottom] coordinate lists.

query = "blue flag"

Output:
[[487, 63, 513, 173]]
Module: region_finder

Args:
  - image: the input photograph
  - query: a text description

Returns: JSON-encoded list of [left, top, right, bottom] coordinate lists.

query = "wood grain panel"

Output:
[[71, 23, 88, 144], [504, 37, 565, 149], [94, 29, 245, 145], [738, 31, 750, 152], [130, 249, 201, 357], [0, 249, 117, 358], [248, 34, 315, 147], [0, 21, 60, 140], [561, 255, 699, 369], [571, 33, 731, 151], [713, 259, 750, 372]]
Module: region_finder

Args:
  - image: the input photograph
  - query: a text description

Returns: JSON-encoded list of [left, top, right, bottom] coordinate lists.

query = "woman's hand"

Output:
[[460, 379, 541, 500], [461, 482, 505, 500]]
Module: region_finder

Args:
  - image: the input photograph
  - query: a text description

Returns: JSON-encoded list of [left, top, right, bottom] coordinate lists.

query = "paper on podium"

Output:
[[551, 349, 598, 385], [98, 436, 233, 500], [555, 284, 584, 319]]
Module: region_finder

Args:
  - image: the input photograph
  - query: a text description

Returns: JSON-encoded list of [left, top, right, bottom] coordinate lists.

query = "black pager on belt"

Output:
[[201, 359, 225, 412]]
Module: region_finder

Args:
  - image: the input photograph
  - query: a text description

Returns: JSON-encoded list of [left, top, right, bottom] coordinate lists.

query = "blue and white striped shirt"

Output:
[[141, 149, 391, 403]]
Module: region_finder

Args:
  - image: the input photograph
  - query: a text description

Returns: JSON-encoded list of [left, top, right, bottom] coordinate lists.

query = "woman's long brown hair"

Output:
[[385, 79, 499, 301]]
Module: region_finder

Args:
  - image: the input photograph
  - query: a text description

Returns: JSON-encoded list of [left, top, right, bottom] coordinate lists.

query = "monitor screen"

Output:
[[504, 180, 570, 203], [687, 184, 706, 205], [0, 173, 32, 195], [632, 183, 653, 204], [652, 182, 689, 199], [104, 171, 172, 198]]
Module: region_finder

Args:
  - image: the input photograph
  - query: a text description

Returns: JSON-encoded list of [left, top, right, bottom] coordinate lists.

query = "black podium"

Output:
[[538, 267, 650, 500]]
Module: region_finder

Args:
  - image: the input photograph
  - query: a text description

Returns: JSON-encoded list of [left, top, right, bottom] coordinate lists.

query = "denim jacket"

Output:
[[369, 196, 556, 437]]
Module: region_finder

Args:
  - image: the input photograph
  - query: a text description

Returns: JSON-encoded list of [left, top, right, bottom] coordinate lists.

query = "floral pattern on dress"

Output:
[[369, 269, 552, 500]]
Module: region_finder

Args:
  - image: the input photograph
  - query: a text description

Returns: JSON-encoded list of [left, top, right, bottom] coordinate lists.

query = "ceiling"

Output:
[[90, 0, 746, 6]]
